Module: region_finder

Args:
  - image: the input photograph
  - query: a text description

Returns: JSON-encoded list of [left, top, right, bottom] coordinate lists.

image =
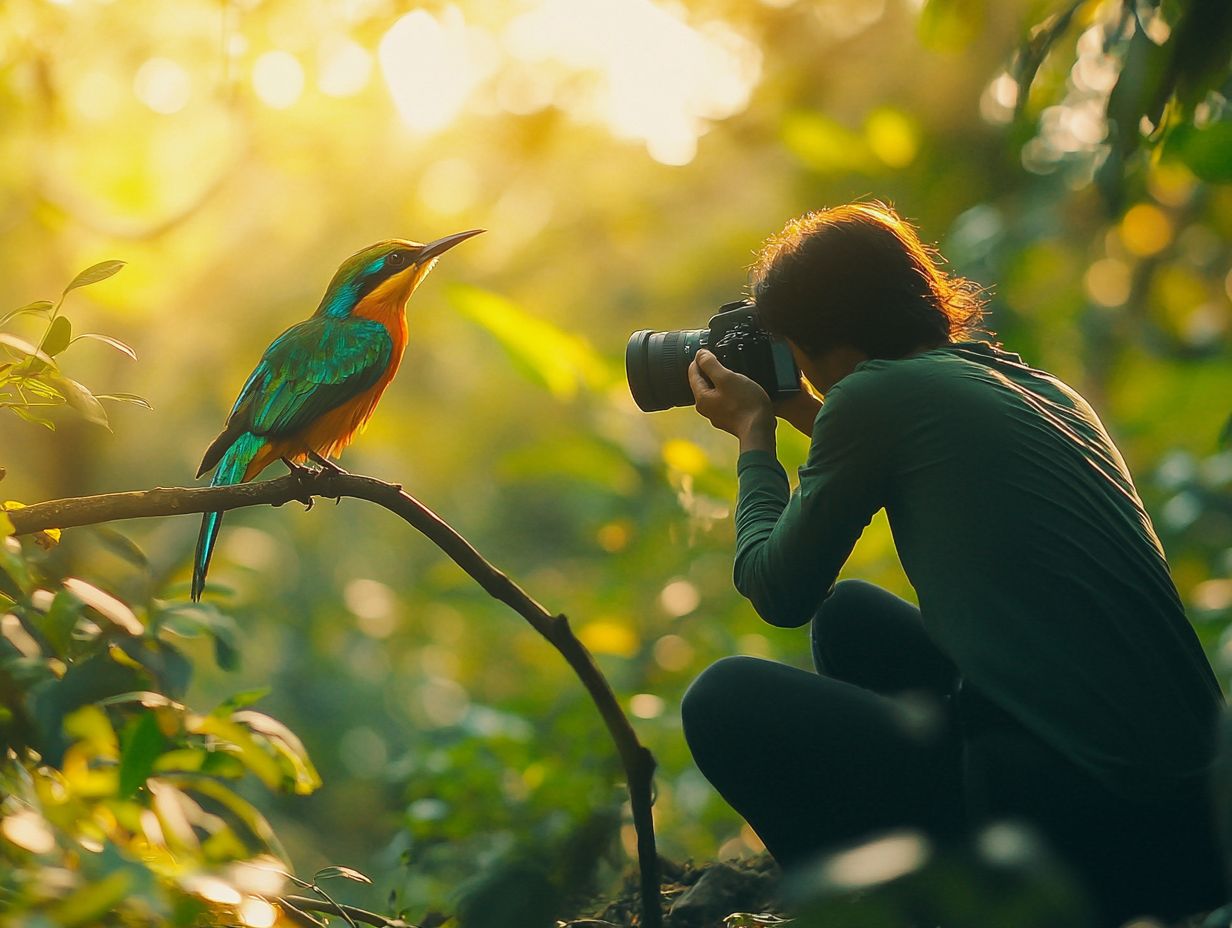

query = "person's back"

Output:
[[831, 343, 1223, 798]]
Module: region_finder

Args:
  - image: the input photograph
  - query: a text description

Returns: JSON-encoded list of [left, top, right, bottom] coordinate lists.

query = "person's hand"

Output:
[[688, 349, 775, 453], [774, 382, 823, 437]]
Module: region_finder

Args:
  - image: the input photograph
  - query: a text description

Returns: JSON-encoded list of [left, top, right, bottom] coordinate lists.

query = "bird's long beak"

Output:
[[416, 229, 485, 264]]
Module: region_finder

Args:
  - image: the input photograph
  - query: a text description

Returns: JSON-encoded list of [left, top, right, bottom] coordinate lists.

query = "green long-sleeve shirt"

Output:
[[735, 341, 1222, 799]]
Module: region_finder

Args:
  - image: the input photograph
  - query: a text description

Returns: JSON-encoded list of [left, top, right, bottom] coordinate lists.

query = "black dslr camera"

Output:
[[625, 299, 801, 412]]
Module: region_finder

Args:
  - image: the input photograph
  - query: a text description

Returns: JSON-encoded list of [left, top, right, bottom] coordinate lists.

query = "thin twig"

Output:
[[279, 894, 412, 928], [7, 470, 663, 928]]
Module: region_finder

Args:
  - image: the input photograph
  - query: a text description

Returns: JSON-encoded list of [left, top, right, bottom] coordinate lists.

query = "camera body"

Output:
[[625, 299, 802, 412]]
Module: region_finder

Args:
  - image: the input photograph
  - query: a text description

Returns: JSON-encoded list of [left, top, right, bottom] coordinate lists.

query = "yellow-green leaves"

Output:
[[447, 283, 616, 400], [1, 260, 147, 431], [63, 260, 126, 294], [43, 316, 72, 357]]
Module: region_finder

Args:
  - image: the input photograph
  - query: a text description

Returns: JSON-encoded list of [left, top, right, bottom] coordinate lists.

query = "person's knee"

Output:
[[681, 656, 768, 748], [812, 579, 880, 676]]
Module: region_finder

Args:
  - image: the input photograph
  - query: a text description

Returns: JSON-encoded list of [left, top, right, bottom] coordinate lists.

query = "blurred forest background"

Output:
[[2, 0, 1232, 923]]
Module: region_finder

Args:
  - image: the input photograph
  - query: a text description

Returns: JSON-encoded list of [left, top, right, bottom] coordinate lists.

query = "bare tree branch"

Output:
[[6, 469, 663, 928]]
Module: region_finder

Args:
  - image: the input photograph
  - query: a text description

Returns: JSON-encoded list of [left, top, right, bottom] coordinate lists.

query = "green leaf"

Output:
[[214, 687, 270, 714], [0, 332, 55, 369], [31, 588, 84, 657], [918, 0, 985, 52], [27, 652, 145, 765], [44, 374, 110, 430], [91, 526, 148, 568], [69, 332, 137, 360], [119, 711, 165, 797], [158, 601, 240, 670], [94, 392, 153, 410], [0, 537, 31, 595], [62, 577, 143, 634], [43, 316, 72, 357], [315, 866, 373, 884], [114, 638, 192, 698], [189, 714, 285, 790], [63, 260, 126, 295], [1220, 410, 1232, 449], [1012, 0, 1084, 118], [10, 405, 55, 430], [447, 283, 615, 400], [0, 300, 54, 327], [1163, 120, 1232, 184], [50, 870, 135, 927], [23, 377, 65, 402], [0, 511, 12, 538], [1106, 21, 1169, 156], [163, 773, 288, 857], [233, 709, 322, 794]]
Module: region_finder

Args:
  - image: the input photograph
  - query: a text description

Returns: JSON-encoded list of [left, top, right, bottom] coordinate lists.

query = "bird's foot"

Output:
[[308, 451, 349, 477], [282, 457, 317, 510], [282, 456, 314, 479]]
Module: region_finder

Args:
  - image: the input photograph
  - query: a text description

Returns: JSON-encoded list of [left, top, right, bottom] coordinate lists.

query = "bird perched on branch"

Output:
[[191, 229, 483, 601]]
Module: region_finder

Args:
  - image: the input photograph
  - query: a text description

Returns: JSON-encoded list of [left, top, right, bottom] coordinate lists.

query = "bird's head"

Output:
[[316, 229, 484, 318]]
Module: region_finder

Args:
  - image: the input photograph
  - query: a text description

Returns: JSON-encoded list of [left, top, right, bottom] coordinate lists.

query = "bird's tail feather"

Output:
[[191, 432, 264, 601]]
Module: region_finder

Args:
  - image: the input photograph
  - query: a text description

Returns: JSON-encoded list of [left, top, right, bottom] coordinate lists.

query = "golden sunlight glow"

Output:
[[238, 896, 278, 928], [418, 157, 480, 216], [865, 108, 918, 167], [185, 874, 243, 906], [2, 811, 56, 855], [578, 619, 639, 657], [133, 58, 192, 115], [659, 578, 700, 617], [504, 0, 760, 164], [75, 68, 124, 122], [1084, 258, 1132, 307], [252, 51, 305, 110], [379, 7, 497, 134], [662, 438, 708, 475], [343, 578, 398, 638], [317, 36, 373, 98], [980, 71, 1017, 125], [630, 693, 665, 719], [653, 633, 694, 671], [811, 0, 886, 40], [1120, 203, 1173, 257]]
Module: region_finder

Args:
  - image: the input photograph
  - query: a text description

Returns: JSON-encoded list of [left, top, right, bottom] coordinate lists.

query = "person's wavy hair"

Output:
[[750, 202, 989, 359]]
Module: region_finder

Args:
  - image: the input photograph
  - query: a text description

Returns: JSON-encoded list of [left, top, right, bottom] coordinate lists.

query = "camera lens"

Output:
[[625, 329, 706, 411]]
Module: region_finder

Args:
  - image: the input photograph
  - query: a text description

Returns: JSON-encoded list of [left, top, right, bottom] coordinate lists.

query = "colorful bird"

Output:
[[191, 230, 483, 601]]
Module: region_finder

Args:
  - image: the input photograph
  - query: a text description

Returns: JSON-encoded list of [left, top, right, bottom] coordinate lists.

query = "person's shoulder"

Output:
[[822, 342, 1032, 428], [829, 343, 980, 396]]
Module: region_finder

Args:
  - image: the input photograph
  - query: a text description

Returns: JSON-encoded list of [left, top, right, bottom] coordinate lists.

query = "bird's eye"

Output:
[[386, 251, 408, 268]]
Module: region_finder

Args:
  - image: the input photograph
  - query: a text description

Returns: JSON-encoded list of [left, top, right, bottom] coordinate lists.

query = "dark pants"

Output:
[[681, 580, 1224, 925]]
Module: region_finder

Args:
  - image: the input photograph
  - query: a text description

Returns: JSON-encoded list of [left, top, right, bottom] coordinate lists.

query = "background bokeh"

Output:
[[3, 0, 1231, 919]]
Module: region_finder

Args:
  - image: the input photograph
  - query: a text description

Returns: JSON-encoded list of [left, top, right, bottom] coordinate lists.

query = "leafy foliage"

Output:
[[0, 415, 326, 924], [0, 261, 149, 431], [0, 0, 1230, 922]]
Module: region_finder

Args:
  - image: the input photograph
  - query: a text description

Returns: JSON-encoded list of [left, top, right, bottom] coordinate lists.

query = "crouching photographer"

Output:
[[634, 202, 1224, 926]]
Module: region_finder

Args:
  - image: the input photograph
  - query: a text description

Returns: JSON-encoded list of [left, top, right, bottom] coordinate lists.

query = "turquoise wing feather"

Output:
[[192, 317, 394, 601], [198, 318, 393, 477]]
